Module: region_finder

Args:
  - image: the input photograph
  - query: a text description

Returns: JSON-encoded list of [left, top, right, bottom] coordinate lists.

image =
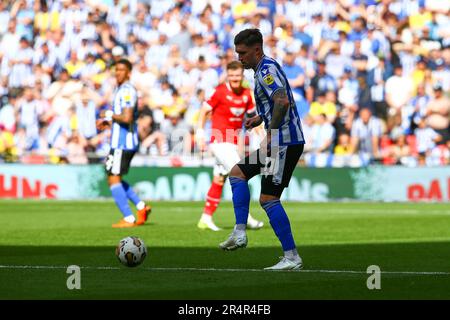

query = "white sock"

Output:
[[201, 213, 212, 221], [124, 215, 136, 223], [284, 249, 300, 261], [233, 224, 246, 237], [136, 201, 145, 210]]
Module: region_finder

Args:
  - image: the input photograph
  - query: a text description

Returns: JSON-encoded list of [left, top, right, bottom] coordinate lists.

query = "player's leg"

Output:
[[122, 180, 152, 225], [212, 142, 264, 230], [219, 150, 261, 250], [121, 180, 151, 225], [121, 150, 151, 225], [260, 144, 304, 270], [198, 142, 234, 231], [260, 193, 302, 270], [106, 149, 136, 228], [198, 172, 225, 231]]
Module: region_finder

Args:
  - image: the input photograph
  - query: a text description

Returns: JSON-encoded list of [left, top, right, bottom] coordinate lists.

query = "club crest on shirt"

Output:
[[263, 74, 274, 85]]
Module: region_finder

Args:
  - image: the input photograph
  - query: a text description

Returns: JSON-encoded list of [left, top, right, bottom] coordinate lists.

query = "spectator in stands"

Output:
[[350, 108, 383, 160], [17, 86, 42, 149], [0, 94, 16, 133], [367, 57, 391, 120], [385, 64, 413, 115], [64, 50, 84, 77], [0, 2, 9, 36], [415, 118, 442, 166], [0, 0, 447, 167], [0, 125, 15, 162], [425, 83, 450, 145], [160, 109, 192, 156], [309, 113, 336, 154], [387, 134, 412, 165], [45, 68, 82, 116], [283, 51, 307, 118], [0, 19, 20, 63], [307, 60, 337, 103], [337, 66, 359, 130], [7, 36, 33, 88], [232, 0, 257, 26], [74, 85, 102, 142], [309, 90, 337, 124], [138, 110, 167, 156], [334, 133, 352, 156], [407, 83, 431, 134], [66, 132, 88, 165], [33, 41, 56, 76]]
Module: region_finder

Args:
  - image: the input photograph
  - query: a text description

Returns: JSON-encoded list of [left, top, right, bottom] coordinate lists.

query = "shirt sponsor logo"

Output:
[[263, 74, 274, 85], [230, 107, 245, 117]]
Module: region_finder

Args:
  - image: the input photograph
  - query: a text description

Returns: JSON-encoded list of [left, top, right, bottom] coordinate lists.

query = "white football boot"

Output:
[[264, 256, 303, 271], [219, 232, 248, 251], [247, 214, 264, 230], [197, 214, 221, 231]]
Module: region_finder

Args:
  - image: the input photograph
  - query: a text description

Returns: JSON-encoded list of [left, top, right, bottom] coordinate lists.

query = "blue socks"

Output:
[[122, 181, 141, 206], [110, 183, 134, 218], [262, 200, 296, 251], [229, 176, 250, 225]]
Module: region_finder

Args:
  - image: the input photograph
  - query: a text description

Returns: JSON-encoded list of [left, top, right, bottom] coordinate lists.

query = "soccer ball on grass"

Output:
[[116, 236, 147, 267]]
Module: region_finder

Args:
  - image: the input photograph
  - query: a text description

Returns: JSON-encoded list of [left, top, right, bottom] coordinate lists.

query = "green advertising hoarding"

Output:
[[1, 165, 449, 202]]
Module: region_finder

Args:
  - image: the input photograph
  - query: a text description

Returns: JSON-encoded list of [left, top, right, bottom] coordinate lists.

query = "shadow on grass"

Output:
[[0, 241, 449, 299]]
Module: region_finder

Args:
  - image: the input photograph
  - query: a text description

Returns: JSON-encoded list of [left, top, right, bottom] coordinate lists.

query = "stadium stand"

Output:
[[0, 0, 448, 167]]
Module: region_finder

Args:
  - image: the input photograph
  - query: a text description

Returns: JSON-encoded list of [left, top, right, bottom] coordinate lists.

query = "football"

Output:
[[115, 236, 147, 267]]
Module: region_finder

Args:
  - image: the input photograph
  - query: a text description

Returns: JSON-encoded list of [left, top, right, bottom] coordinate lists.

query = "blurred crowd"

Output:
[[0, 0, 449, 167]]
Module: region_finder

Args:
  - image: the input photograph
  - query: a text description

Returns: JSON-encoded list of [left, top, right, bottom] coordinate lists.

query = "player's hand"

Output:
[[245, 115, 262, 130], [195, 128, 207, 152], [100, 110, 114, 121], [96, 119, 110, 131]]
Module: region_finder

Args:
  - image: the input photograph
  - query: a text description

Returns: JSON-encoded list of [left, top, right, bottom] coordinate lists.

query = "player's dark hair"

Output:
[[226, 61, 244, 71], [116, 58, 133, 71], [234, 29, 263, 47]]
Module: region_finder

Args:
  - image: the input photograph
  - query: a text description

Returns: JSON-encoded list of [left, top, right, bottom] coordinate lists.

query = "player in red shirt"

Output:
[[196, 61, 264, 231]]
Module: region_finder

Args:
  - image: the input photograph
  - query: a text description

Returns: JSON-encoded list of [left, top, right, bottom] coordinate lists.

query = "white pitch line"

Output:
[[0, 265, 449, 276]]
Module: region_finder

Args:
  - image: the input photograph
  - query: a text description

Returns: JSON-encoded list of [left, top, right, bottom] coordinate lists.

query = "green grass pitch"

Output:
[[0, 200, 449, 299]]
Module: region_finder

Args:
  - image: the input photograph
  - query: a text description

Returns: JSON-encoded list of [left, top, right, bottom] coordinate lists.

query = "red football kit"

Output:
[[205, 82, 255, 144]]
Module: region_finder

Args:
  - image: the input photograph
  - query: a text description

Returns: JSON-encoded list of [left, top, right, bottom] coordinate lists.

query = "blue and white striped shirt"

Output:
[[110, 81, 139, 151], [254, 56, 305, 146]]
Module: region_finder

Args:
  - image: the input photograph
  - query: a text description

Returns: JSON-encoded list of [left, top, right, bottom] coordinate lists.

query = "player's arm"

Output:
[[99, 108, 134, 126], [112, 108, 134, 125], [258, 65, 290, 139], [244, 94, 262, 130], [101, 88, 137, 125], [195, 102, 212, 151], [244, 114, 263, 130], [197, 102, 212, 132], [268, 88, 290, 135]]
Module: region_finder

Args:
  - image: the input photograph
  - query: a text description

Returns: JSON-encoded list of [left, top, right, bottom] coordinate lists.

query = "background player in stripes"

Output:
[[100, 58, 151, 228]]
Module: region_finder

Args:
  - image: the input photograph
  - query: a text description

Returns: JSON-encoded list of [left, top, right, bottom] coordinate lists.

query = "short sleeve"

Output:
[[206, 87, 221, 111], [121, 86, 137, 108], [258, 64, 286, 99]]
